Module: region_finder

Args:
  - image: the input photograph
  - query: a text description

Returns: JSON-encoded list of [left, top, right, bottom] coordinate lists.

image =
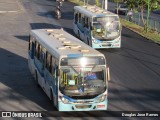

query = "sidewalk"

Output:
[[0, 0, 22, 13]]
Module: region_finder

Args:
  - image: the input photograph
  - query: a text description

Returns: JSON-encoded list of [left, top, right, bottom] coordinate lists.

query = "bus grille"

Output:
[[102, 43, 111, 46], [75, 105, 92, 109], [73, 101, 93, 104]]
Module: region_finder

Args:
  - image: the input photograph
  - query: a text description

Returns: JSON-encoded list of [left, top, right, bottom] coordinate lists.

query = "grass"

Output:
[[120, 19, 160, 44], [68, 0, 160, 44], [68, 0, 84, 6]]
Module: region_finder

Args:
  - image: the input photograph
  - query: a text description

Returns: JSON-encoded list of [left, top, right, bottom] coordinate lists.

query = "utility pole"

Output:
[[104, 0, 108, 10]]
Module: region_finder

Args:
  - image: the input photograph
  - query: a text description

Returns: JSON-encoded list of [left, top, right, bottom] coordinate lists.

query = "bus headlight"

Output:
[[97, 95, 106, 103], [114, 37, 120, 43], [60, 96, 70, 104], [93, 39, 99, 44]]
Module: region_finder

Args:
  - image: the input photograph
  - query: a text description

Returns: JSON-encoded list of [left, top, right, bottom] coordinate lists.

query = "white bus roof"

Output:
[[31, 29, 104, 59], [74, 5, 118, 18]]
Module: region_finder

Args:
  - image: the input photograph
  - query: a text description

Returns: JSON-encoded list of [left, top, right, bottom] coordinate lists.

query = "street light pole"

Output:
[[146, 0, 150, 32], [104, 0, 108, 10]]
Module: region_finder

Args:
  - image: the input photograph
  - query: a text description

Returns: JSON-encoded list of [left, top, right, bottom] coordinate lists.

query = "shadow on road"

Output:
[[14, 35, 29, 42], [0, 48, 55, 111], [29, 22, 75, 36], [30, 23, 57, 29]]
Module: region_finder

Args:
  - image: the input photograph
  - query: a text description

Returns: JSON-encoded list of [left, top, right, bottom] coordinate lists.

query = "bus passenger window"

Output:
[[28, 37, 31, 51], [46, 52, 52, 72], [51, 57, 55, 76], [75, 13, 78, 24], [85, 17, 89, 28], [78, 13, 81, 23]]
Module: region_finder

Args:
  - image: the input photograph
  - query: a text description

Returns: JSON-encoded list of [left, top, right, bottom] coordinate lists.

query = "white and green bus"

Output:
[[73, 5, 121, 49], [28, 28, 110, 111]]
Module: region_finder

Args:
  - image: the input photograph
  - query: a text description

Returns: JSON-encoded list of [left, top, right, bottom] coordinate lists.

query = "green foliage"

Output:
[[126, 0, 160, 32], [126, 0, 137, 10], [114, 0, 122, 3], [95, 0, 101, 7]]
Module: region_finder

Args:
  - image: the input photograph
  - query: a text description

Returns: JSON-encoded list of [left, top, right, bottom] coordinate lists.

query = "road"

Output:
[[0, 0, 160, 119]]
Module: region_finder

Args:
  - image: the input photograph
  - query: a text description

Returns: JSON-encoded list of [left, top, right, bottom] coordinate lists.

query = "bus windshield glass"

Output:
[[92, 16, 120, 40], [59, 57, 106, 97]]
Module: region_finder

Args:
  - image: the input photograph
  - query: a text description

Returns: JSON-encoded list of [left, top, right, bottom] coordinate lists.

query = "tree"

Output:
[[126, 0, 160, 32], [95, 0, 101, 7], [114, 0, 123, 14], [126, 0, 137, 10]]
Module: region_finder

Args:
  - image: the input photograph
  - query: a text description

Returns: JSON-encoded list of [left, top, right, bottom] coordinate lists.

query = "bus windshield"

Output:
[[59, 57, 106, 97], [92, 16, 120, 40], [59, 66, 106, 97]]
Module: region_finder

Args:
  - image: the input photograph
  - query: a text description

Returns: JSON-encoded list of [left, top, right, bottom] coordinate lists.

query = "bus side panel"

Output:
[[44, 69, 58, 108], [28, 54, 35, 76], [73, 22, 78, 36], [28, 38, 35, 75], [34, 57, 44, 77]]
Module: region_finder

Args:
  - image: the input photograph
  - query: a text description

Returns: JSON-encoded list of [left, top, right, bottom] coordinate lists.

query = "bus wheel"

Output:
[[87, 38, 89, 45], [35, 71, 40, 87], [50, 90, 54, 106], [88, 39, 92, 47]]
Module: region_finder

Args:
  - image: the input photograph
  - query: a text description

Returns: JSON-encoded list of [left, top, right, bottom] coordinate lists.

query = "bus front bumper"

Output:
[[58, 100, 108, 111]]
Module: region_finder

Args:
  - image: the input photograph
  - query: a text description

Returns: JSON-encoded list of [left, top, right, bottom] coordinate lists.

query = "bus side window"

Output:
[[40, 46, 45, 63], [75, 13, 78, 24], [85, 17, 89, 28], [35, 42, 39, 59], [51, 57, 55, 77], [55, 65, 59, 77], [46, 52, 52, 73], [78, 13, 81, 23], [35, 41, 40, 60], [82, 17, 85, 27], [89, 22, 93, 30], [49, 56, 52, 73], [28, 36, 31, 51], [34, 41, 37, 57], [38, 45, 41, 61]]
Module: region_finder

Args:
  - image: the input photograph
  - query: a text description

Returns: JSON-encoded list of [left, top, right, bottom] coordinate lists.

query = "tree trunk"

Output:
[[140, 6, 146, 30], [117, 2, 119, 14]]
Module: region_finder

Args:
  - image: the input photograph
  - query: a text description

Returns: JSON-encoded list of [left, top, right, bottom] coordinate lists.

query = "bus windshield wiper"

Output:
[[69, 65, 78, 74]]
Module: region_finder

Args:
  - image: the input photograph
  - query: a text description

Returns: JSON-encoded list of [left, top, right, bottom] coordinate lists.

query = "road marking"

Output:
[[0, 0, 24, 14]]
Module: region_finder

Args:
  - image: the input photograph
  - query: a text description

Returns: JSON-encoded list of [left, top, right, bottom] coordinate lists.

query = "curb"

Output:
[[123, 25, 160, 46]]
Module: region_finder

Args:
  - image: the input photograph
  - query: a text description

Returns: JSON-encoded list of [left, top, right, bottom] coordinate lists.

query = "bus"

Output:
[[28, 28, 110, 111], [73, 5, 122, 49]]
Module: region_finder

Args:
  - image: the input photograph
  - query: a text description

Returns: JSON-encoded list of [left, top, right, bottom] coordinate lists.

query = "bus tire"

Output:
[[88, 38, 92, 47], [87, 38, 89, 45], [50, 89, 54, 106], [35, 71, 40, 87]]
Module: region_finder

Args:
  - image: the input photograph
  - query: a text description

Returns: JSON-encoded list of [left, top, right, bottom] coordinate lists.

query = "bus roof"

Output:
[[74, 5, 118, 18], [31, 29, 104, 59]]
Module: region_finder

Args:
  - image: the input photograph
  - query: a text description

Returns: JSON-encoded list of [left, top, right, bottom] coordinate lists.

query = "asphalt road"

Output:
[[0, 0, 160, 119]]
